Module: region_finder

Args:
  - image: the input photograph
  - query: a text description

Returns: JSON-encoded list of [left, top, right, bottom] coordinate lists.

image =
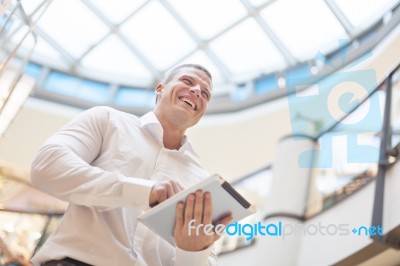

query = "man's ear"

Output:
[[155, 83, 165, 95]]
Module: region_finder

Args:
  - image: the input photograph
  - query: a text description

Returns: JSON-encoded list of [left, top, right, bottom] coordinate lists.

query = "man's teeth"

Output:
[[181, 97, 196, 110]]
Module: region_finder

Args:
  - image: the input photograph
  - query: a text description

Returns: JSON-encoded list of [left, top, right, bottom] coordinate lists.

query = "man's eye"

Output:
[[202, 91, 209, 99]]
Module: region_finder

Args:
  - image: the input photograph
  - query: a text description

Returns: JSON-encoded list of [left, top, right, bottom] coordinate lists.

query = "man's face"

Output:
[[155, 67, 213, 128]]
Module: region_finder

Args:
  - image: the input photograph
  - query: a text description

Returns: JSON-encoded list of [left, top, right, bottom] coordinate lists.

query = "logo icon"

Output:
[[286, 40, 382, 168]]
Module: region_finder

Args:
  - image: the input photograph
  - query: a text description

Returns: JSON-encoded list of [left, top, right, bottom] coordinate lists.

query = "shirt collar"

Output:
[[139, 112, 197, 154], [140, 111, 162, 128]]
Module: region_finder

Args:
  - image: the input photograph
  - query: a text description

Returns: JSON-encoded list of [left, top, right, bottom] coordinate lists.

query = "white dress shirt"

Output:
[[30, 106, 216, 266]]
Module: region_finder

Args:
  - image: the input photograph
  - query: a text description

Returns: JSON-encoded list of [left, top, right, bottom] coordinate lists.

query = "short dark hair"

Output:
[[163, 64, 212, 84]]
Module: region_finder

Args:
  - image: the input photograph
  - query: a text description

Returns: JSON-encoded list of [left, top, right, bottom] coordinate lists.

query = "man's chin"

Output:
[[174, 113, 202, 129]]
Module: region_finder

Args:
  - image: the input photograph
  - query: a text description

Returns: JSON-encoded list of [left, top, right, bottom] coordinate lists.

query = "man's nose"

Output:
[[190, 84, 201, 97]]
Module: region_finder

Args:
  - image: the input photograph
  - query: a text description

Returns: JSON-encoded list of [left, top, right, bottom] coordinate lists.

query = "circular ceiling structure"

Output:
[[1, 0, 400, 114]]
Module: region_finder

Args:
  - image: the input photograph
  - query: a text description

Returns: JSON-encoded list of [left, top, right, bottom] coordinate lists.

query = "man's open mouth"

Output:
[[179, 97, 197, 111]]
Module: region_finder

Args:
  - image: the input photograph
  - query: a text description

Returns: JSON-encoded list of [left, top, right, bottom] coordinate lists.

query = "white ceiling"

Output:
[[7, 0, 399, 91]]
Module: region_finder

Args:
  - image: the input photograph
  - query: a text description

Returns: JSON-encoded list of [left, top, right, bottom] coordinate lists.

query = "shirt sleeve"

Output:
[[172, 245, 217, 266], [30, 106, 155, 211]]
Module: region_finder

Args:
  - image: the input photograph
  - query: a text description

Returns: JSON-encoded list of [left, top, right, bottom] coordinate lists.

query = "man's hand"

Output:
[[173, 190, 233, 251], [149, 180, 183, 207]]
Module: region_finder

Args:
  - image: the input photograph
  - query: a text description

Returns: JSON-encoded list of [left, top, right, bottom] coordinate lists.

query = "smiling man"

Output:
[[154, 64, 212, 149], [30, 64, 232, 266]]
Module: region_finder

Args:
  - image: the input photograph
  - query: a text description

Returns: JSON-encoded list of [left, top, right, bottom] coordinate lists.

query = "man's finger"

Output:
[[202, 192, 212, 224], [166, 182, 174, 198], [218, 215, 233, 226], [193, 190, 204, 224], [170, 180, 183, 194], [213, 215, 233, 241], [175, 202, 184, 229], [184, 194, 195, 224], [176, 182, 184, 191], [158, 190, 167, 204]]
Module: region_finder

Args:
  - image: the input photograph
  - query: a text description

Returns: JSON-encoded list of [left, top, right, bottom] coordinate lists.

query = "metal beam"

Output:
[[81, 0, 161, 79], [324, 0, 354, 37], [240, 0, 297, 66], [158, 0, 232, 83]]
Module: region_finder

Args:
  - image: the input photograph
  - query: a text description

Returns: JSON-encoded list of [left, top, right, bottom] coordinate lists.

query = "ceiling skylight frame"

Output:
[[158, 0, 233, 84], [5, 0, 398, 114]]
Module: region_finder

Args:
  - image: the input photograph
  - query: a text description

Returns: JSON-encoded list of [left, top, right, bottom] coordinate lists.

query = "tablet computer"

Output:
[[138, 174, 256, 246]]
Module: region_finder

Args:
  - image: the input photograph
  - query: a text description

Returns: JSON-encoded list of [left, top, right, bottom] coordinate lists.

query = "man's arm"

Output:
[[30, 106, 154, 210]]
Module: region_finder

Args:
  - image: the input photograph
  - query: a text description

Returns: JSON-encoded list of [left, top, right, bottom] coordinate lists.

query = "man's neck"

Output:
[[153, 111, 186, 150], [162, 130, 184, 150]]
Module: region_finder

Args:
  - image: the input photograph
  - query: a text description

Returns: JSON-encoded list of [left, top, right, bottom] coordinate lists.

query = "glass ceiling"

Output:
[[2, 0, 400, 106]]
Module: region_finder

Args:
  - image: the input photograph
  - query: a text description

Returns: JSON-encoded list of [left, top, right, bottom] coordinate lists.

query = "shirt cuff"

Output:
[[121, 177, 155, 210], [174, 245, 212, 266]]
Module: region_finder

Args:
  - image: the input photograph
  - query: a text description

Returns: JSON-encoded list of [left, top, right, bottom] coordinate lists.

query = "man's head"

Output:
[[162, 64, 212, 85], [153, 64, 213, 131]]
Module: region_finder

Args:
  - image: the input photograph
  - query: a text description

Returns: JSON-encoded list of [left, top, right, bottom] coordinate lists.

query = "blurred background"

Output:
[[1, 0, 400, 265]]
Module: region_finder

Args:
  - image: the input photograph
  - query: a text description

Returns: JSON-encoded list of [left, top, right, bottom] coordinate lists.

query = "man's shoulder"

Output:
[[93, 106, 139, 119], [83, 106, 140, 126]]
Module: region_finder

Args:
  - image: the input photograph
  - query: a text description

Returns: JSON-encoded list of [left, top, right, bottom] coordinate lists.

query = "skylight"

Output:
[[3, 0, 397, 110]]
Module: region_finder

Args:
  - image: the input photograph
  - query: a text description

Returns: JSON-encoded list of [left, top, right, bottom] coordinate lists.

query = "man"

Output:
[[30, 64, 232, 266]]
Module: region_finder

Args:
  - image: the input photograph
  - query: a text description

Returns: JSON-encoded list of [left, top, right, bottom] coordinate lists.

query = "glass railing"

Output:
[[0, 209, 62, 263], [216, 60, 400, 255], [0, 0, 51, 138], [0, 170, 64, 263]]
